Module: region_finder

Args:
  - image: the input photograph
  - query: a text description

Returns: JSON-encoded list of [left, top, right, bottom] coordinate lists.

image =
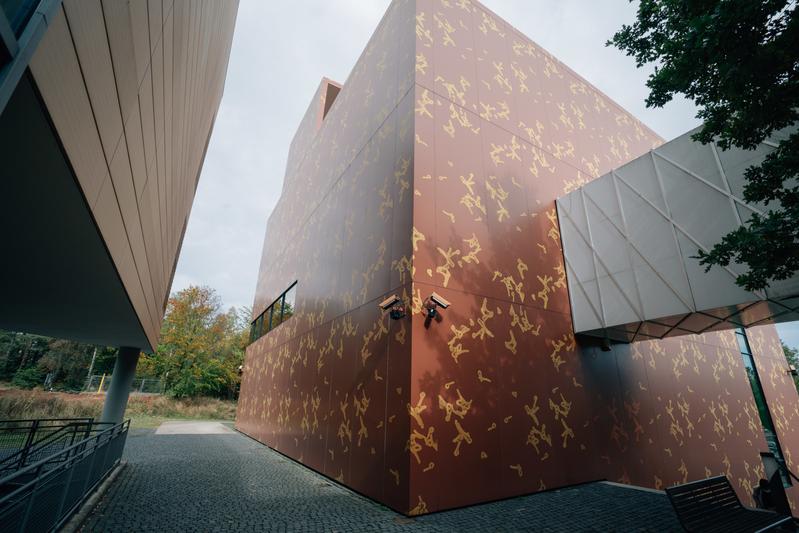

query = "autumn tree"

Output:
[[142, 286, 248, 398], [609, 0, 798, 290]]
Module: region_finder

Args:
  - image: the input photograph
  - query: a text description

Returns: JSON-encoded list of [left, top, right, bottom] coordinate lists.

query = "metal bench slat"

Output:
[[666, 475, 790, 533]]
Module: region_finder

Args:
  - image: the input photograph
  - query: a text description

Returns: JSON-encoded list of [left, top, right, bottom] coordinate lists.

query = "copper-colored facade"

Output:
[[237, 0, 799, 515]]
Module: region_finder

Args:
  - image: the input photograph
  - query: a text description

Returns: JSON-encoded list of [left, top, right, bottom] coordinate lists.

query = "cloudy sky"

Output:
[[171, 0, 799, 349]]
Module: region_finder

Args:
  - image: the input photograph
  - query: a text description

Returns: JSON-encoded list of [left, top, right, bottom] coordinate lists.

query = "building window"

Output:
[[736, 327, 791, 487], [283, 284, 296, 321], [271, 294, 285, 329], [248, 282, 297, 345]]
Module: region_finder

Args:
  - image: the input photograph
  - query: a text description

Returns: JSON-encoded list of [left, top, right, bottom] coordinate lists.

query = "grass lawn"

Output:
[[0, 385, 237, 429]]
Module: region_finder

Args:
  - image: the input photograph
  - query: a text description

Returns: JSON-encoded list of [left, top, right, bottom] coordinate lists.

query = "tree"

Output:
[[783, 341, 799, 392], [609, 0, 799, 291], [147, 286, 247, 398], [0, 331, 118, 390]]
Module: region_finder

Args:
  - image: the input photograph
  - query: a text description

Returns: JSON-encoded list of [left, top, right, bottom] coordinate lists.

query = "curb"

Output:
[[61, 460, 127, 532]]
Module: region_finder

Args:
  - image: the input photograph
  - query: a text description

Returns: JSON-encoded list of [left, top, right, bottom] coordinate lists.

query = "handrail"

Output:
[[0, 417, 96, 424], [0, 419, 128, 489], [0, 422, 75, 470], [0, 419, 130, 532], [0, 418, 115, 473]]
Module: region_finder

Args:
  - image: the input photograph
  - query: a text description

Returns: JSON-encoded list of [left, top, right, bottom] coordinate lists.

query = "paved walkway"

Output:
[[81, 422, 682, 532]]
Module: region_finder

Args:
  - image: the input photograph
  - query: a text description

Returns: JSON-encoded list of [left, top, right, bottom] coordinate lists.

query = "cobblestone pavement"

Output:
[[81, 425, 682, 532]]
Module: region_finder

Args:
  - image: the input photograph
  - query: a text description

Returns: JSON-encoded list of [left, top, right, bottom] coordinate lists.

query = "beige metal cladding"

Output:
[[556, 126, 799, 341], [28, 0, 238, 350]]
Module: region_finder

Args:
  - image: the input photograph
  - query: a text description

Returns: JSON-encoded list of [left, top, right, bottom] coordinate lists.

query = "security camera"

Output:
[[789, 365, 797, 377], [429, 292, 450, 309], [378, 295, 401, 311], [379, 294, 406, 320], [423, 292, 450, 328]]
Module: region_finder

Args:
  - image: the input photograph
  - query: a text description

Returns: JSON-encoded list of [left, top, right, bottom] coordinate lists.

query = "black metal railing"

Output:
[[0, 418, 114, 475], [0, 419, 129, 532]]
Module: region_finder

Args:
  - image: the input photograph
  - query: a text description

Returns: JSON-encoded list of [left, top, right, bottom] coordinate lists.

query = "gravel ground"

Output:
[[81, 425, 682, 532]]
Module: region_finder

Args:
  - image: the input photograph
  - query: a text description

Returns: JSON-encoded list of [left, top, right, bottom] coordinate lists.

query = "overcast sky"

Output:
[[171, 0, 799, 349]]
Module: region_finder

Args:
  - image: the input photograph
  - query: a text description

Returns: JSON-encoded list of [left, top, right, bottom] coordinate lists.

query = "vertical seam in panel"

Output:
[[611, 172, 696, 313], [145, 0, 166, 290], [31, 14, 155, 350], [654, 151, 762, 299], [382, 5, 405, 499], [710, 142, 743, 226], [610, 170, 645, 320], [578, 189, 606, 326], [100, 0, 161, 338], [61, 4, 155, 349], [136, 92, 161, 299], [650, 150, 697, 312], [168, 3, 175, 264], [160, 0, 168, 260]]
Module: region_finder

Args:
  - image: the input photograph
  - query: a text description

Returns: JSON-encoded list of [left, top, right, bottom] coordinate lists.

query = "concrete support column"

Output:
[[100, 346, 140, 424]]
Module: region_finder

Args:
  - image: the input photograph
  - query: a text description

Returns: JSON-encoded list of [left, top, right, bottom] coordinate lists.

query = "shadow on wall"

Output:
[[407, 189, 776, 511]]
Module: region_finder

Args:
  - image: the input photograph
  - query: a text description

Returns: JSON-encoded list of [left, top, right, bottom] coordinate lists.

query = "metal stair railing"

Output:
[[0, 419, 130, 533], [0, 418, 94, 453], [0, 418, 109, 475]]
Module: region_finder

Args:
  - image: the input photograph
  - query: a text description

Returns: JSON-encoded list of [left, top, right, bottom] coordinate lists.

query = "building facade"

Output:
[[0, 0, 237, 352], [0, 0, 237, 421], [237, 0, 799, 515]]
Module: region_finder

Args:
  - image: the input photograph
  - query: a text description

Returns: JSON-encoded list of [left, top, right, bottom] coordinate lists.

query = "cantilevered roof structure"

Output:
[[0, 0, 238, 352], [557, 127, 799, 342]]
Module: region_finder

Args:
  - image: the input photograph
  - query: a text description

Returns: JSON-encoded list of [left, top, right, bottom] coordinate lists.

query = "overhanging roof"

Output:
[[0, 73, 152, 350], [556, 126, 798, 342]]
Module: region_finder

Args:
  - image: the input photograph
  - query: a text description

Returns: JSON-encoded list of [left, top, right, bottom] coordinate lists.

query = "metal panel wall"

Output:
[[237, 0, 416, 512], [28, 0, 238, 351], [238, 0, 799, 516], [407, 0, 799, 516], [556, 127, 799, 341]]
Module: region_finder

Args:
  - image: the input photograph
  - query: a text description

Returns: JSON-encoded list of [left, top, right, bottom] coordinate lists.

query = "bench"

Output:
[[666, 475, 794, 532]]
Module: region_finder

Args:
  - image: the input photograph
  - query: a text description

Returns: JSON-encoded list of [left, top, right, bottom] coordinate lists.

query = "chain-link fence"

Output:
[[84, 375, 164, 395]]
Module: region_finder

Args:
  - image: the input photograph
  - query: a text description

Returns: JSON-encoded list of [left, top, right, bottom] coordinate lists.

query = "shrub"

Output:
[[11, 367, 44, 389]]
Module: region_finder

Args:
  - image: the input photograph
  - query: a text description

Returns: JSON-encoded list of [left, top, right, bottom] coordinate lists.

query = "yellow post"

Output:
[[97, 373, 106, 394]]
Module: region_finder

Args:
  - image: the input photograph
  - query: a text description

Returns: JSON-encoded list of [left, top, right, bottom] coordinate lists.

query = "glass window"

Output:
[[736, 328, 791, 487], [271, 295, 285, 328], [282, 284, 296, 321], [246, 283, 298, 345], [736, 329, 750, 355], [249, 321, 257, 343], [256, 314, 264, 339], [250, 313, 264, 343], [263, 305, 273, 333]]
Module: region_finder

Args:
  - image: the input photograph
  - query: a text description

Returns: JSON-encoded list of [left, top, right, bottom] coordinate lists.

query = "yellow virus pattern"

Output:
[[237, 0, 799, 517]]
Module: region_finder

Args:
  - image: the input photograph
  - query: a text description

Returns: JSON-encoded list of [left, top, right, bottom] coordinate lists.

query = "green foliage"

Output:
[[608, 0, 799, 290], [0, 331, 118, 391], [0, 285, 248, 399], [12, 366, 44, 389], [0, 332, 50, 381], [147, 286, 248, 399]]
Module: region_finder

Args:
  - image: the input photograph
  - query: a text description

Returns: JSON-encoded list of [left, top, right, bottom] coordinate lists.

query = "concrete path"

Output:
[[154, 421, 234, 435], [81, 422, 683, 532]]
